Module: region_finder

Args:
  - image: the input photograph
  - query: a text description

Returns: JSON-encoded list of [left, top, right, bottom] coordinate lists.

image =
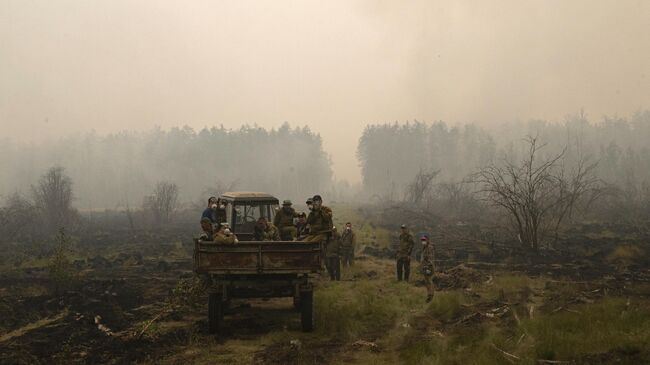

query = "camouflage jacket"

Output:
[[214, 232, 237, 244], [420, 244, 435, 270], [340, 230, 356, 251], [274, 207, 299, 228], [306, 206, 333, 234], [255, 223, 281, 241], [397, 232, 415, 259]]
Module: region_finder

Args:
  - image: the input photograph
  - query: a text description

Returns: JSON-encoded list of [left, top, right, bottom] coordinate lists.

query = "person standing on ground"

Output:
[[396, 224, 415, 282], [420, 234, 435, 302], [325, 226, 341, 281], [340, 222, 356, 267]]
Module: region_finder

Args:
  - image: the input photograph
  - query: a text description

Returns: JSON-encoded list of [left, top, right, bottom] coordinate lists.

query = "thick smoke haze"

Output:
[[1, 0, 649, 183]]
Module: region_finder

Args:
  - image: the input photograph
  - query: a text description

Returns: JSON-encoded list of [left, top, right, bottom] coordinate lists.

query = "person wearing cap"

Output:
[[325, 226, 342, 280], [274, 199, 300, 240], [304, 195, 333, 243], [396, 224, 415, 282], [340, 222, 356, 267], [214, 222, 238, 244], [420, 234, 435, 302]]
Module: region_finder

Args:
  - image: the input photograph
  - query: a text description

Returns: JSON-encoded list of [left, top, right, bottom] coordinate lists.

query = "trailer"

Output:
[[193, 192, 322, 333]]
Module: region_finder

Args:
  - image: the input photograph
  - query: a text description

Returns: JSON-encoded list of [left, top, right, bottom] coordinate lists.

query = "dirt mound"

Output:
[[435, 264, 486, 289]]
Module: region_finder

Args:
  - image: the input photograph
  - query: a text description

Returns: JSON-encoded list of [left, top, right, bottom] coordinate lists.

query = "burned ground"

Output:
[[1, 212, 650, 364]]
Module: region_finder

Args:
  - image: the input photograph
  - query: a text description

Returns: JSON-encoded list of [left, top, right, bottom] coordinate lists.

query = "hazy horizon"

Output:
[[2, 0, 649, 183]]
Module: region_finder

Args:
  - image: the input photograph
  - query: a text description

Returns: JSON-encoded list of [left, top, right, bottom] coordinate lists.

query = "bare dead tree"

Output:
[[144, 181, 179, 224], [32, 166, 77, 234], [405, 169, 439, 205], [473, 136, 599, 250], [551, 152, 602, 244]]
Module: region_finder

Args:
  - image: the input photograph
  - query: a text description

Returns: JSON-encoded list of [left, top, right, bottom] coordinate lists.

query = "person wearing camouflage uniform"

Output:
[[254, 217, 281, 241], [214, 223, 238, 244], [396, 224, 415, 282], [274, 200, 300, 240], [340, 222, 356, 267], [325, 226, 341, 281], [419, 234, 435, 302], [304, 195, 333, 243]]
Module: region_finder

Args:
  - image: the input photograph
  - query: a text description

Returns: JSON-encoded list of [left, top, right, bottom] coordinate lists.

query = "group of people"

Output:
[[396, 224, 436, 303], [198, 195, 433, 302], [322, 221, 357, 281], [199, 197, 238, 244], [198, 194, 357, 281]]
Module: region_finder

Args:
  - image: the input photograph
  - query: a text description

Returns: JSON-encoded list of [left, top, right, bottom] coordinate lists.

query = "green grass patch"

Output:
[[315, 280, 420, 340], [426, 291, 466, 321], [524, 297, 650, 360]]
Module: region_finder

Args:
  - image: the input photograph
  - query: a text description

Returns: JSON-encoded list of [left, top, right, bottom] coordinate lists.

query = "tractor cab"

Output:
[[219, 192, 279, 241]]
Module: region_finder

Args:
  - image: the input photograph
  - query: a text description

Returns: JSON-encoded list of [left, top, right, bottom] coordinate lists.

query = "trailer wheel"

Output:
[[300, 290, 314, 332], [208, 293, 224, 334]]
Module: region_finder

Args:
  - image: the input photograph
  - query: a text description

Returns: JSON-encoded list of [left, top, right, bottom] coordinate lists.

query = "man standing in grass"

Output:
[[340, 222, 356, 268], [325, 226, 342, 281], [420, 234, 435, 303], [397, 224, 415, 282]]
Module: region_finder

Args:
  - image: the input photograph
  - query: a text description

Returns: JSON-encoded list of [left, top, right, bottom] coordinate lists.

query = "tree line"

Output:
[[358, 110, 650, 249], [0, 123, 332, 210], [358, 111, 650, 205]]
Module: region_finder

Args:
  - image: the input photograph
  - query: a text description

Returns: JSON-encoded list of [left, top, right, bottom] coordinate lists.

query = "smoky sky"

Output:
[[1, 0, 649, 183]]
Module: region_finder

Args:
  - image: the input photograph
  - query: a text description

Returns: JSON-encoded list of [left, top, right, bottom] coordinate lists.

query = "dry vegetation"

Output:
[[1, 204, 649, 364]]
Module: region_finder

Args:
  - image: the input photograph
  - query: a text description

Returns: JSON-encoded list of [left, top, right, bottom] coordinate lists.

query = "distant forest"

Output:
[[358, 110, 650, 203], [0, 123, 332, 209], [2, 111, 650, 214]]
